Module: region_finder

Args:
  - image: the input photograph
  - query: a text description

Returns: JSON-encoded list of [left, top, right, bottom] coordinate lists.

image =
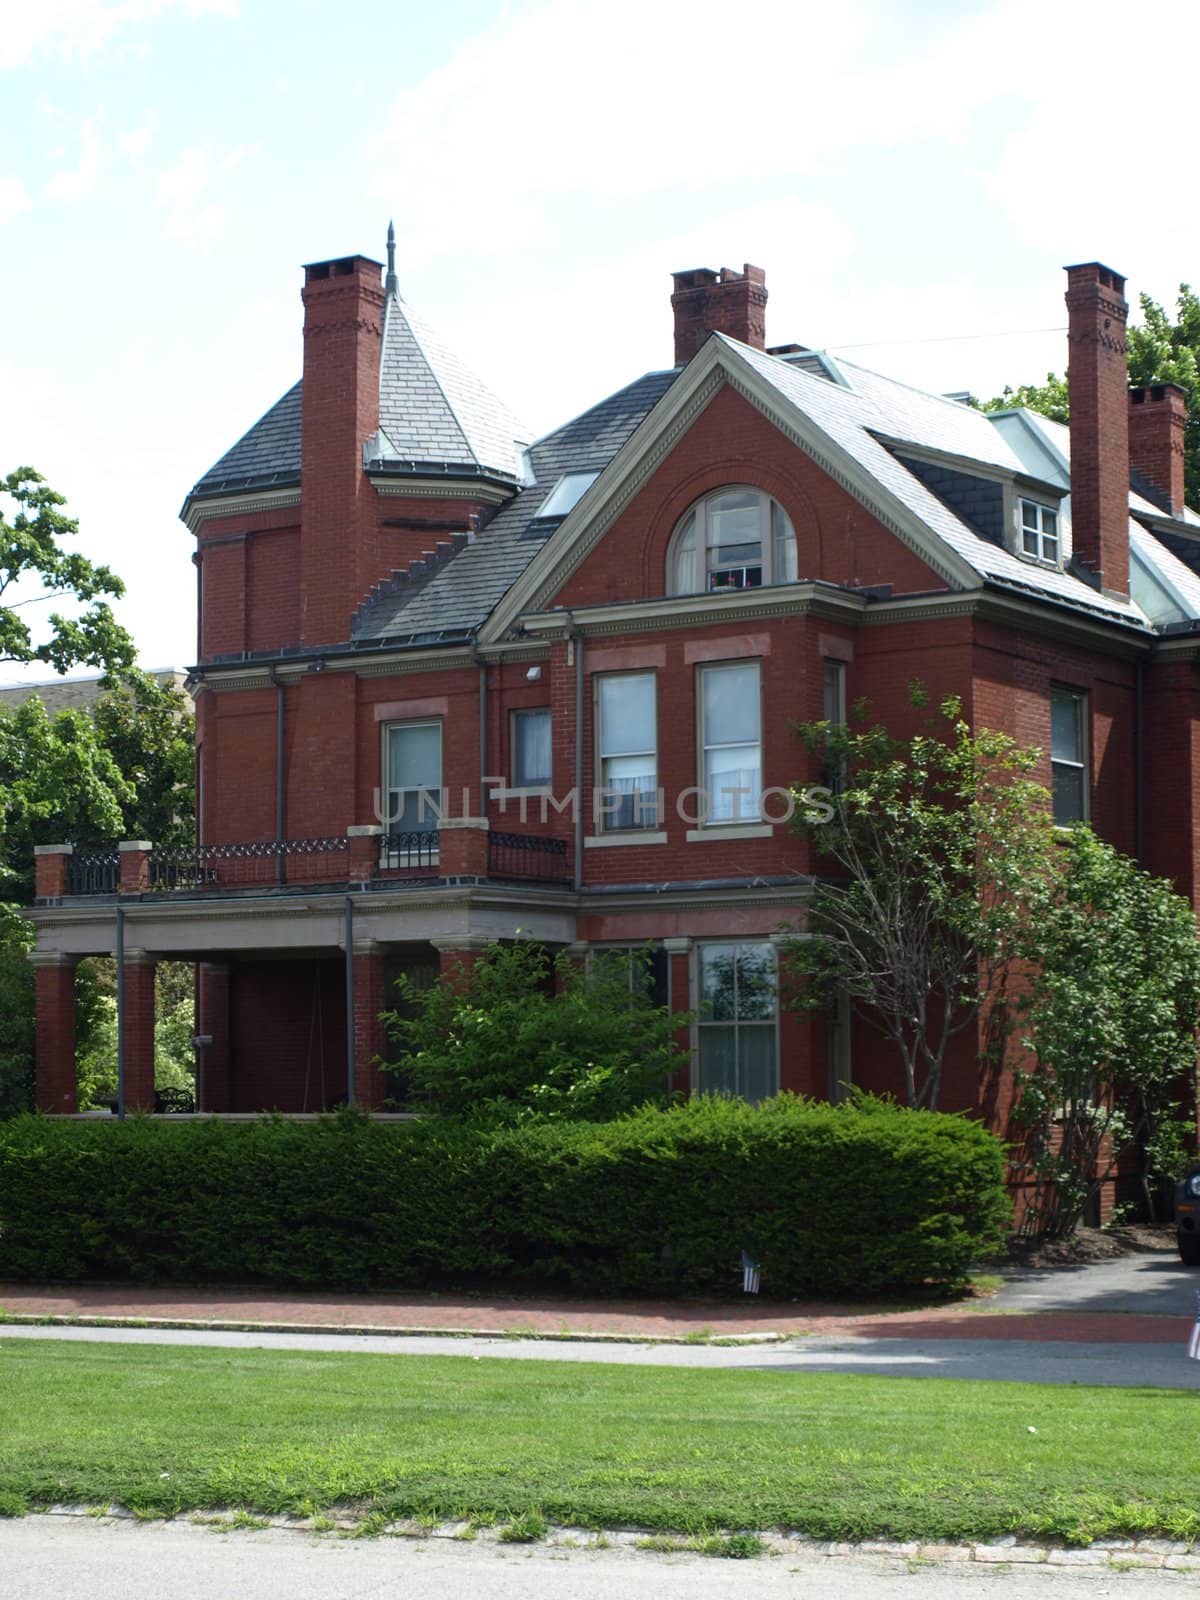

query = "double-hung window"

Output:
[[597, 673, 658, 831], [1050, 688, 1087, 825], [511, 707, 551, 788], [696, 940, 778, 1103], [700, 660, 762, 823], [385, 721, 442, 836], [1020, 499, 1060, 564]]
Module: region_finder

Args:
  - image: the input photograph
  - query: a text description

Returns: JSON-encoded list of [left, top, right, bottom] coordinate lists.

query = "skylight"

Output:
[[535, 470, 599, 520]]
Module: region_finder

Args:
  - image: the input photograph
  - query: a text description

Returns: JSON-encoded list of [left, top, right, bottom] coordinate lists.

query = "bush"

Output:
[[384, 940, 688, 1120], [0, 1096, 1009, 1296]]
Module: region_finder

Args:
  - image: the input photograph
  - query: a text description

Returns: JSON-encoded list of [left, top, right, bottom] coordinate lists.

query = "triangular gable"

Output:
[[479, 336, 983, 643]]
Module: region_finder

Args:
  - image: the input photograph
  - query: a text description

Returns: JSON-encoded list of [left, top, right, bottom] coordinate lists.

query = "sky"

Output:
[[3, 0, 1200, 680]]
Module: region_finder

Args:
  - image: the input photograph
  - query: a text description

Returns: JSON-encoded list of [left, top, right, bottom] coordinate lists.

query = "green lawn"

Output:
[[1, 1340, 1197, 1544]]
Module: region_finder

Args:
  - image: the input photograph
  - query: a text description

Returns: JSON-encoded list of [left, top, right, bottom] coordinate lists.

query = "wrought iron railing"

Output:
[[379, 829, 440, 872], [66, 848, 120, 895], [147, 837, 350, 891], [487, 830, 571, 885]]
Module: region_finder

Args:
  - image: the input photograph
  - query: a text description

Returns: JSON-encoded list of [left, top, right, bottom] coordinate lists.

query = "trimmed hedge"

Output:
[[0, 1097, 1009, 1297]]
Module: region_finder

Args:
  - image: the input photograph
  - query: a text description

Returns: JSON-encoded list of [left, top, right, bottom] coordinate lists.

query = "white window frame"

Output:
[[822, 657, 847, 793], [1018, 498, 1061, 566], [595, 671, 659, 833], [1050, 687, 1088, 827], [693, 939, 780, 1103], [667, 487, 798, 595], [697, 659, 763, 825], [510, 707, 552, 790]]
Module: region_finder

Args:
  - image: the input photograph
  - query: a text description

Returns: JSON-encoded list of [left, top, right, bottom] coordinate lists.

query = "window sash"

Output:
[[597, 673, 657, 831], [1020, 499, 1060, 563], [1050, 690, 1087, 824], [669, 491, 796, 594], [695, 940, 778, 1103], [385, 721, 442, 833], [700, 661, 762, 822], [512, 708, 552, 788]]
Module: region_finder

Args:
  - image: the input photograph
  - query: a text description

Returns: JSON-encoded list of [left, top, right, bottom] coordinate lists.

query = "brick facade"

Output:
[[27, 247, 1200, 1185]]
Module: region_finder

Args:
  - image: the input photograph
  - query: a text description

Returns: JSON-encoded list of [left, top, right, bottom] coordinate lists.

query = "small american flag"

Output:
[[741, 1250, 761, 1295], [1189, 1291, 1200, 1361]]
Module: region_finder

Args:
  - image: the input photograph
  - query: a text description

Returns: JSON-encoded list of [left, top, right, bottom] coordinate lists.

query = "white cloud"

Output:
[[117, 124, 154, 163], [0, 176, 32, 227], [46, 117, 105, 202], [156, 147, 228, 242], [1, 0, 237, 70]]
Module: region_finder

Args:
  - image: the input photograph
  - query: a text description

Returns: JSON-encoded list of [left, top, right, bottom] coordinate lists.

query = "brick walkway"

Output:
[[0, 1283, 1190, 1345]]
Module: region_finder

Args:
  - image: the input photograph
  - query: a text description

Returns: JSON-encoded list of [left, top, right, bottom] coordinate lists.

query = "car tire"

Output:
[[1177, 1231, 1200, 1266]]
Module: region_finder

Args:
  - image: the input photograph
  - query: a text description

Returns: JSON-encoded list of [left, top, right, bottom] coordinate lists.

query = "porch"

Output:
[[27, 827, 577, 1117]]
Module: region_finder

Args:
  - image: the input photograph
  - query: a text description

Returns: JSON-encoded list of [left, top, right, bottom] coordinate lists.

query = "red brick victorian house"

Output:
[[26, 238, 1200, 1131]]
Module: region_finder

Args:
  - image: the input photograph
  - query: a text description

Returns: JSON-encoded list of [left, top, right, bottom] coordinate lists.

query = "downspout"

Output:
[[269, 667, 286, 884], [571, 617, 584, 892], [1135, 654, 1145, 864], [344, 894, 356, 1107], [115, 903, 126, 1121]]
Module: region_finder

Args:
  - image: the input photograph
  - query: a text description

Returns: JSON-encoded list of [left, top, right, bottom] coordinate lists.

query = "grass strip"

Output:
[[0, 1339, 1196, 1545]]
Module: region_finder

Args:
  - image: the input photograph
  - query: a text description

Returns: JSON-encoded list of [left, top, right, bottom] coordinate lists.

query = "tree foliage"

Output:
[[383, 941, 689, 1122], [980, 285, 1200, 506], [0, 469, 134, 676], [0, 669, 194, 902], [1013, 828, 1200, 1234], [782, 689, 1054, 1111]]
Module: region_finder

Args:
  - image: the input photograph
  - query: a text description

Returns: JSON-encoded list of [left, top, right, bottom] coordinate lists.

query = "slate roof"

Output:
[[370, 295, 529, 480], [187, 382, 302, 500], [352, 370, 679, 643]]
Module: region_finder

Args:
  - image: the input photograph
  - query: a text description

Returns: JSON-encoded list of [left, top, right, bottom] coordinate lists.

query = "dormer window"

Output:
[[668, 489, 797, 595], [1019, 499, 1059, 565]]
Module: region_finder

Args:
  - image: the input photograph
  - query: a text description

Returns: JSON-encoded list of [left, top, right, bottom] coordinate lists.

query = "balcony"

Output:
[[40, 826, 572, 903]]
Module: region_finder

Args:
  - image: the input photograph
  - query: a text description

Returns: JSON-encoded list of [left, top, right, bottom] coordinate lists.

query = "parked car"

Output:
[[1175, 1166, 1200, 1265]]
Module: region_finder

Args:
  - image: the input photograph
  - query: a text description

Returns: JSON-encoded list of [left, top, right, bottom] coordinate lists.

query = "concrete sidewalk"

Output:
[[0, 1274, 1193, 1347]]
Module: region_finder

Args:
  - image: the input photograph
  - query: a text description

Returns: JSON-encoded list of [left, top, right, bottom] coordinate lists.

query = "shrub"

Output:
[[0, 1096, 1009, 1296], [383, 940, 689, 1120]]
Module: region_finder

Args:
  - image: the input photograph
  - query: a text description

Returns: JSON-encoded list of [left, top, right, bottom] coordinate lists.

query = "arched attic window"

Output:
[[668, 487, 798, 594]]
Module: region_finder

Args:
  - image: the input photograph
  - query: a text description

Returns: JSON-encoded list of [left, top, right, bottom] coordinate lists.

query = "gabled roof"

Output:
[[368, 295, 529, 481], [352, 370, 678, 643]]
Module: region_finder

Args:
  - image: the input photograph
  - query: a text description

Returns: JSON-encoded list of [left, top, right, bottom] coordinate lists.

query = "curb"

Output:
[[0, 1313, 787, 1347]]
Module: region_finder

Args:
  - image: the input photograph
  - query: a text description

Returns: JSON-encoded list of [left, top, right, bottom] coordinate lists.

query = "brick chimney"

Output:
[[299, 255, 386, 646], [1065, 262, 1130, 596], [671, 264, 767, 364], [1128, 382, 1187, 518]]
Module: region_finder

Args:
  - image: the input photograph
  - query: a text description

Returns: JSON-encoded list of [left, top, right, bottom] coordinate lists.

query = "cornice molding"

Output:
[[519, 581, 872, 640], [369, 476, 515, 507], [184, 486, 301, 534]]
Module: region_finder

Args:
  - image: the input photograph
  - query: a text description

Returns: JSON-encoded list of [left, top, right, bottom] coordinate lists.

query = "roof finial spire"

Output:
[[385, 219, 399, 299]]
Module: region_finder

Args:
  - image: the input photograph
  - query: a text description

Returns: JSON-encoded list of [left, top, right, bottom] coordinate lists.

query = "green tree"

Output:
[[0, 672, 194, 902], [383, 941, 689, 1121], [1012, 827, 1200, 1236], [980, 285, 1200, 507], [782, 689, 1055, 1111], [0, 469, 134, 676]]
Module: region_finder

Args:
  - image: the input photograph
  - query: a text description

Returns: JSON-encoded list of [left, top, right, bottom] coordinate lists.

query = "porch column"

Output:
[[197, 962, 231, 1112], [352, 940, 389, 1110], [122, 949, 156, 1111], [31, 953, 78, 1113], [430, 935, 490, 989], [663, 937, 694, 1096]]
